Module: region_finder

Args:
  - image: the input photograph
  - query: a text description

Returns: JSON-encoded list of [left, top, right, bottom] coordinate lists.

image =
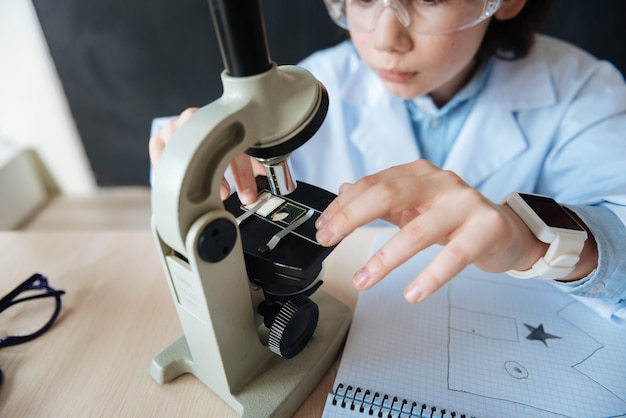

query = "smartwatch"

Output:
[[504, 192, 587, 280]]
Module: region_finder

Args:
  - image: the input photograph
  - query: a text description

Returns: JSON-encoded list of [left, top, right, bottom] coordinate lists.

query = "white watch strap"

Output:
[[507, 234, 584, 280]]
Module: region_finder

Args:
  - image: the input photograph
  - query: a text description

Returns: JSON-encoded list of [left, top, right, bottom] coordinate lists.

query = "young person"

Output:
[[149, 0, 626, 316]]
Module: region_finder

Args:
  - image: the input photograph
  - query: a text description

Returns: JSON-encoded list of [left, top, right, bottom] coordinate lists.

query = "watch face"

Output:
[[518, 193, 584, 231]]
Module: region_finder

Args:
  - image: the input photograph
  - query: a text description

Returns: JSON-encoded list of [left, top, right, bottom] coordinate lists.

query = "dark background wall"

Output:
[[32, 0, 625, 187]]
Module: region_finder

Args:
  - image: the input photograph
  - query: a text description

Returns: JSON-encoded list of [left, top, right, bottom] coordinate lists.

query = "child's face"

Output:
[[350, 8, 491, 106]]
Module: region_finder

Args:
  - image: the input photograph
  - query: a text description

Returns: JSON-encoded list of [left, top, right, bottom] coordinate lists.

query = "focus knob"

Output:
[[259, 296, 319, 359]]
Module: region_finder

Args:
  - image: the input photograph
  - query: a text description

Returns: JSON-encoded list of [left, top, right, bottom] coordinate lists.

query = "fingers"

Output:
[[316, 160, 528, 304], [148, 107, 199, 168], [356, 216, 495, 303], [220, 178, 231, 201], [315, 180, 395, 245], [404, 238, 481, 303], [351, 210, 442, 291], [315, 161, 439, 246], [229, 154, 258, 204]]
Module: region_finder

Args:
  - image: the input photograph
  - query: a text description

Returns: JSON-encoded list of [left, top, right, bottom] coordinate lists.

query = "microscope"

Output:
[[149, 1, 351, 416]]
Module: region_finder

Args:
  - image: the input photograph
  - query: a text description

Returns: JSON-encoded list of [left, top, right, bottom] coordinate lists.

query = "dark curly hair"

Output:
[[477, 0, 555, 62]]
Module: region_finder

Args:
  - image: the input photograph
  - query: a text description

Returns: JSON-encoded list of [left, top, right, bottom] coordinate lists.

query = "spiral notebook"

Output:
[[323, 235, 626, 418]]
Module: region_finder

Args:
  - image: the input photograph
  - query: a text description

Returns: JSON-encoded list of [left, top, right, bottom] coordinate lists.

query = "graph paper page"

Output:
[[323, 235, 626, 418]]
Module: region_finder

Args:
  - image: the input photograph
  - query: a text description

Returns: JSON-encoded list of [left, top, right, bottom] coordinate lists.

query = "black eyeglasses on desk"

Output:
[[0, 273, 66, 385], [0, 273, 66, 347]]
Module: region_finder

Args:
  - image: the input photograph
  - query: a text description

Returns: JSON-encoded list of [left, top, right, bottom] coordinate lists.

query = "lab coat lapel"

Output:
[[344, 67, 421, 175], [444, 58, 556, 186]]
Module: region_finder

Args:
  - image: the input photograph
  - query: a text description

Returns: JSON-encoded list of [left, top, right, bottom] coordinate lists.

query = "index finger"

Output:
[[315, 181, 397, 246], [229, 154, 258, 204], [315, 165, 437, 246], [405, 242, 474, 303]]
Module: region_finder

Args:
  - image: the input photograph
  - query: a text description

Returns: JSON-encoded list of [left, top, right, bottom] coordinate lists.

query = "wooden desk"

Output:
[[0, 228, 389, 416]]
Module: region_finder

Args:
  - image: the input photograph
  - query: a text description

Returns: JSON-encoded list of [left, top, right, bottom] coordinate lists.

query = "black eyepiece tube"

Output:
[[208, 0, 272, 77]]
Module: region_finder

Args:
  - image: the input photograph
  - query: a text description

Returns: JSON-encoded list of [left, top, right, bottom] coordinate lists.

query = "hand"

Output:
[[314, 160, 549, 303], [148, 107, 264, 204]]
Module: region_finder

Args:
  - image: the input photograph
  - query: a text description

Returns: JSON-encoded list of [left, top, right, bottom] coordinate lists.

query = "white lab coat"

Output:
[[290, 35, 626, 303]]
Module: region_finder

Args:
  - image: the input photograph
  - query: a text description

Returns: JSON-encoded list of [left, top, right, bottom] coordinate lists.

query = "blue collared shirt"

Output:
[[405, 62, 492, 167]]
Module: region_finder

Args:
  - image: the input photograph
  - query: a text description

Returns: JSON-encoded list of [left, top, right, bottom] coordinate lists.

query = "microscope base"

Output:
[[151, 289, 351, 418]]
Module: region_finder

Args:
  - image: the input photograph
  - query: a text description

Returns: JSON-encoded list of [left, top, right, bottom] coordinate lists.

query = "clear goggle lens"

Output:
[[324, 0, 502, 35]]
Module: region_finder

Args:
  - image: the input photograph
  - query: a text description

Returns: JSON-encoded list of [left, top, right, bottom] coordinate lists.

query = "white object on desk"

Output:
[[0, 0, 96, 194], [0, 142, 49, 229]]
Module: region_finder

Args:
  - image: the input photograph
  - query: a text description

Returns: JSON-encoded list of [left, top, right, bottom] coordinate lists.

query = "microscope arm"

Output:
[[151, 63, 326, 257]]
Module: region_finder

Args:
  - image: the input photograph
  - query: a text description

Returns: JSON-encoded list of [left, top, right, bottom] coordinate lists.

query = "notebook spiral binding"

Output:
[[331, 383, 474, 418]]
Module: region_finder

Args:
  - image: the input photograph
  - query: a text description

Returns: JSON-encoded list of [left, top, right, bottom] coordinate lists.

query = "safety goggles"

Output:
[[324, 0, 502, 35]]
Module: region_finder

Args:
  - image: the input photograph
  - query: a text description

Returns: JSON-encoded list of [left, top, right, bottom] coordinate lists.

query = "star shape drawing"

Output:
[[524, 323, 562, 347]]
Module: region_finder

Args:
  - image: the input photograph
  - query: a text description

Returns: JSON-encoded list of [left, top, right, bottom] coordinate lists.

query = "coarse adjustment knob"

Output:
[[258, 296, 319, 359]]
